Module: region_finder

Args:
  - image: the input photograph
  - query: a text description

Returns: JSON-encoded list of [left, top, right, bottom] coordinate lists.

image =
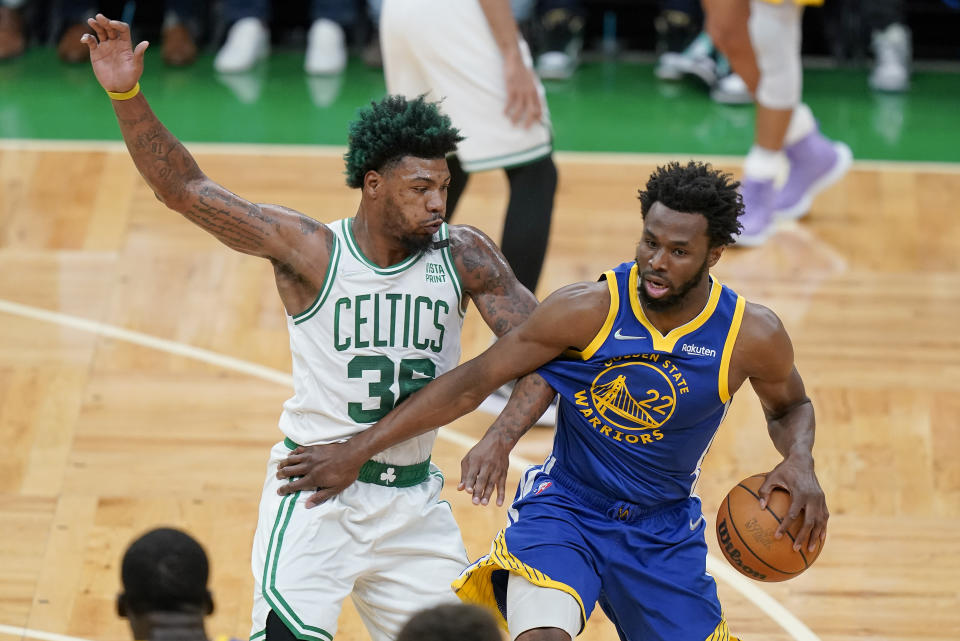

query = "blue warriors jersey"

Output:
[[538, 261, 745, 508]]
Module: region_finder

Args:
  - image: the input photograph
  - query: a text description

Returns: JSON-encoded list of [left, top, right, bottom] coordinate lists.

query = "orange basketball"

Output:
[[715, 474, 822, 582]]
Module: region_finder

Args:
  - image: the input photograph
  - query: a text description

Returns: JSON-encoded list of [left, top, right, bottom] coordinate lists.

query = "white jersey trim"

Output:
[[291, 234, 342, 325]]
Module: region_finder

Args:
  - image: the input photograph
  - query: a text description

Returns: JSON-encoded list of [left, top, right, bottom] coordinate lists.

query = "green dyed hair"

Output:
[[343, 95, 463, 188]]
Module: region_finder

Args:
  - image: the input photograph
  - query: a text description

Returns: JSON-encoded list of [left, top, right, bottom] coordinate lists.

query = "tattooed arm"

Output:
[[82, 15, 330, 312]]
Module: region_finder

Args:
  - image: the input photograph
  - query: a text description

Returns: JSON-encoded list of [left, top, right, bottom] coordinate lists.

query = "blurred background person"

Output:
[[706, 0, 853, 246], [0, 0, 27, 59], [654, 0, 751, 103], [864, 0, 911, 92], [396, 604, 503, 641], [117, 527, 222, 641], [215, 0, 378, 74]]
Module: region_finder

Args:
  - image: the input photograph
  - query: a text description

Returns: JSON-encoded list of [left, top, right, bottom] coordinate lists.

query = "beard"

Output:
[[398, 230, 434, 253], [382, 195, 435, 253], [639, 257, 710, 312]]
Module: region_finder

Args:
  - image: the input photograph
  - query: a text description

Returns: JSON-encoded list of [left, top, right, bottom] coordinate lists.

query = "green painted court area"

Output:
[[1, 48, 958, 162]]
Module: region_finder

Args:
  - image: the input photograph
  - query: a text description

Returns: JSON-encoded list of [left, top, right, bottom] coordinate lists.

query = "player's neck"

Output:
[[351, 210, 416, 268], [131, 612, 208, 641]]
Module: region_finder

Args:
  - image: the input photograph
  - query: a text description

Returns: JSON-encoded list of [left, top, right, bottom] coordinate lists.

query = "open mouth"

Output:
[[423, 220, 443, 233], [642, 274, 671, 298]]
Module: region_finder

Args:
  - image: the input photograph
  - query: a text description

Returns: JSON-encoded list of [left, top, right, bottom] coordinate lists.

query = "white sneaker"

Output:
[[870, 23, 910, 93], [214, 17, 269, 73], [536, 51, 576, 80], [711, 72, 751, 104], [305, 18, 347, 75]]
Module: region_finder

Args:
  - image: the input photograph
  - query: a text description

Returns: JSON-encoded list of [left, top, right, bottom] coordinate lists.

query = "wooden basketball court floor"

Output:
[[1, 141, 958, 641]]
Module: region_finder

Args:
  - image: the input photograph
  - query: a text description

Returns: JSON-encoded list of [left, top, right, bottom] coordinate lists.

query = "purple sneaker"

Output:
[[774, 130, 853, 220], [735, 177, 776, 247]]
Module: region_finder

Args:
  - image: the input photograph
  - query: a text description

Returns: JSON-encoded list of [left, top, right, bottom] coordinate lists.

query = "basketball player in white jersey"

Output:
[[82, 14, 553, 641]]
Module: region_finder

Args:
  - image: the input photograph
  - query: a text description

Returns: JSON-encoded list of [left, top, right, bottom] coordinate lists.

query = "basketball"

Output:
[[716, 474, 822, 582]]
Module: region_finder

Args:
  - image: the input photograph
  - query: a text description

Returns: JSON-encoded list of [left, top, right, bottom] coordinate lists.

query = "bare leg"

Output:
[[703, 0, 758, 93], [755, 105, 793, 151]]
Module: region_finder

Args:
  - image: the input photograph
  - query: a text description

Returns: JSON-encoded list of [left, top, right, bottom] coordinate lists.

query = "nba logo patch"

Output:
[[534, 481, 552, 495]]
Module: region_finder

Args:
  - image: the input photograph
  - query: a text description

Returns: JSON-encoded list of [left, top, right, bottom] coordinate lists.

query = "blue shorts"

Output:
[[453, 464, 733, 641]]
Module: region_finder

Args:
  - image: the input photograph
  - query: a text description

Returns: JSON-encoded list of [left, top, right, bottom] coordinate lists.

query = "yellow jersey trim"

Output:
[[718, 295, 746, 404], [628, 263, 723, 353], [452, 529, 586, 634], [705, 616, 735, 641], [565, 270, 619, 361]]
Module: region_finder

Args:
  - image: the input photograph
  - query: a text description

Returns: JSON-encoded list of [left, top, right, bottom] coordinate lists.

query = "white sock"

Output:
[[744, 145, 784, 181], [784, 103, 817, 146]]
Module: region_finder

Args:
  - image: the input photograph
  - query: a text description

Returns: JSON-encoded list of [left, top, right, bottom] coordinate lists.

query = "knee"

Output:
[[706, 13, 747, 57]]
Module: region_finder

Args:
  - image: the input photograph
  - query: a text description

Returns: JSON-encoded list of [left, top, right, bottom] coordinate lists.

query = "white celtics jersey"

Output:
[[278, 217, 466, 466]]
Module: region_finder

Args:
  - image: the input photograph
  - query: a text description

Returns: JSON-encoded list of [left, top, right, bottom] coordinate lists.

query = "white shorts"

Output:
[[380, 0, 553, 172], [250, 441, 468, 641]]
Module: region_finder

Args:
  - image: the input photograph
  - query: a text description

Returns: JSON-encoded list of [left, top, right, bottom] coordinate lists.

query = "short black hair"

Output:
[[120, 528, 210, 615], [343, 95, 463, 188], [396, 604, 501, 641], [637, 161, 743, 247]]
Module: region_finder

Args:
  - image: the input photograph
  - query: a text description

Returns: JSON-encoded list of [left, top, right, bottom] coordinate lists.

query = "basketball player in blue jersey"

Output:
[[83, 14, 553, 641], [277, 161, 829, 641]]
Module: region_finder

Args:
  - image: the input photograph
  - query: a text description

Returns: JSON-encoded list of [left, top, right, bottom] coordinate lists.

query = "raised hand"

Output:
[[81, 14, 149, 93]]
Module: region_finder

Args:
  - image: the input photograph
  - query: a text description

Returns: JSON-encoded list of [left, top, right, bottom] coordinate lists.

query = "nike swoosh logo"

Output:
[[689, 516, 704, 531], [614, 328, 647, 340]]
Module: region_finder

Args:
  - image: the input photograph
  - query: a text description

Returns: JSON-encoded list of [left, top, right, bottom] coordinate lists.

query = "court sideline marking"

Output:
[[0, 297, 821, 641], [1, 138, 959, 174]]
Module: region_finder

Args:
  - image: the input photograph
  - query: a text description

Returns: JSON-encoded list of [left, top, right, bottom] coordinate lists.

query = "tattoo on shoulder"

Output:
[[298, 214, 321, 236]]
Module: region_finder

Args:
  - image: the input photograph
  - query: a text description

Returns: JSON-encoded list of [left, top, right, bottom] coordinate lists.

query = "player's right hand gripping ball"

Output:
[[716, 474, 823, 582]]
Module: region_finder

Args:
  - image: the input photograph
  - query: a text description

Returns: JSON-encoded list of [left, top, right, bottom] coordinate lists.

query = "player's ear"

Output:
[[363, 170, 383, 197], [707, 244, 724, 268]]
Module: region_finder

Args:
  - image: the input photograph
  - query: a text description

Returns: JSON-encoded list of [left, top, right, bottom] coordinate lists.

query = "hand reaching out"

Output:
[[81, 13, 149, 94]]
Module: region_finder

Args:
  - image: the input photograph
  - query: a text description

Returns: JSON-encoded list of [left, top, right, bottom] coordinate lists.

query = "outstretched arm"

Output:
[[734, 303, 828, 553], [82, 15, 329, 298], [277, 280, 609, 506]]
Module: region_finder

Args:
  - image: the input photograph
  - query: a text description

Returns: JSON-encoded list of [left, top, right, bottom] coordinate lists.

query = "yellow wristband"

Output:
[[106, 82, 141, 101]]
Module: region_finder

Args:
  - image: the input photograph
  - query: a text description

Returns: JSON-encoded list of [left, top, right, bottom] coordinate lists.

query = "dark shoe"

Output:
[[162, 23, 197, 66], [58, 23, 94, 63], [0, 7, 26, 60]]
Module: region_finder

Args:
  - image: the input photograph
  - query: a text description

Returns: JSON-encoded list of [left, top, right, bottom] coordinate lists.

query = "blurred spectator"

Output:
[[706, 0, 852, 246], [215, 0, 379, 74], [0, 0, 26, 60], [534, 1, 584, 80], [865, 0, 910, 92], [117, 527, 218, 641], [396, 604, 502, 641], [57, 0, 98, 63], [654, 0, 751, 104], [158, 2, 200, 67]]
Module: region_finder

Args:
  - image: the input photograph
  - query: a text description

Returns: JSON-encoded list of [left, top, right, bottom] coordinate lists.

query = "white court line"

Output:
[[0, 297, 822, 641], [1, 138, 959, 174], [0, 624, 94, 641]]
